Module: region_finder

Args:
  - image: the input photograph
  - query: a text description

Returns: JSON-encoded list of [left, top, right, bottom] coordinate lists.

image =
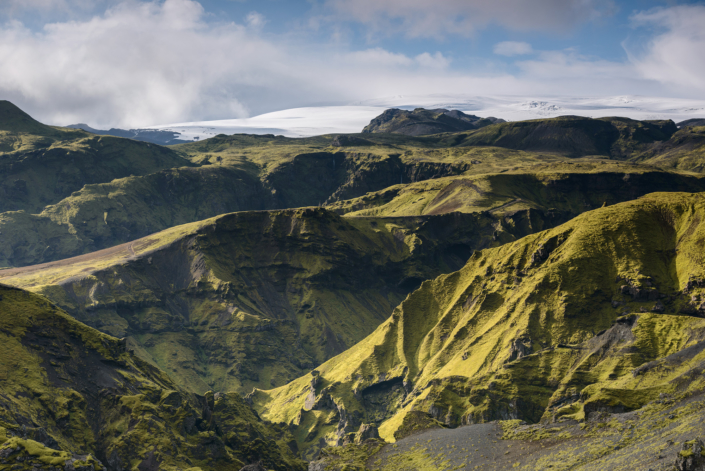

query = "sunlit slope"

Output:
[[0, 284, 305, 471], [327, 162, 705, 217], [252, 191, 705, 453], [1, 207, 554, 395]]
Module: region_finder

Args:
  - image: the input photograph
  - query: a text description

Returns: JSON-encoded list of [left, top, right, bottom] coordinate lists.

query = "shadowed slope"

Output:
[[0, 284, 305, 471]]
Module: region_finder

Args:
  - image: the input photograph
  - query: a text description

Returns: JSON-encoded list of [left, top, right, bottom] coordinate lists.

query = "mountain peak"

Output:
[[362, 107, 505, 136], [0, 100, 54, 134]]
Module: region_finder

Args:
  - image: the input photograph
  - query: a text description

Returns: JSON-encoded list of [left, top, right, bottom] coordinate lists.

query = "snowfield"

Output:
[[146, 95, 705, 140]]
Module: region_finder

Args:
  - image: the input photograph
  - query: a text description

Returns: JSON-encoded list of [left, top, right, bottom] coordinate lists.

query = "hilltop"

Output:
[[0, 102, 191, 215]]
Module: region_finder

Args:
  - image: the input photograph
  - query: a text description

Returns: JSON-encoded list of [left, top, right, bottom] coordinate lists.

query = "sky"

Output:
[[1, 0, 704, 127]]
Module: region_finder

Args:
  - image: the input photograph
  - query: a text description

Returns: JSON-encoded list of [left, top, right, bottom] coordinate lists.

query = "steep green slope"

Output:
[[0, 101, 61, 136], [251, 191, 705, 456], [0, 165, 271, 267], [327, 162, 705, 217], [0, 206, 565, 396], [0, 284, 305, 471]]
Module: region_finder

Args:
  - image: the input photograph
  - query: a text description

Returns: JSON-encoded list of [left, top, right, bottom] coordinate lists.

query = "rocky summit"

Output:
[[2, 102, 705, 470]]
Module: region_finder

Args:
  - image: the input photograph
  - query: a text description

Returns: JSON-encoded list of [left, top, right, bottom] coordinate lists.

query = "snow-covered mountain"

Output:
[[146, 95, 705, 140]]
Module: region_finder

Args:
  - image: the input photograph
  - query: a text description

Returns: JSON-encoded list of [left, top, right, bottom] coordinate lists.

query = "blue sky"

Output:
[[1, 0, 704, 127]]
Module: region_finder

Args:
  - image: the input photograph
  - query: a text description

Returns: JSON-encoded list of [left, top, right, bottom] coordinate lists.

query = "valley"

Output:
[[1, 101, 705, 470]]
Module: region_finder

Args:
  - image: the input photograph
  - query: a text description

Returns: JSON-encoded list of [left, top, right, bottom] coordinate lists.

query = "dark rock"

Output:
[[508, 337, 532, 362], [362, 108, 504, 136], [621, 284, 660, 301], [678, 119, 705, 128], [675, 439, 705, 471], [331, 135, 372, 147], [354, 424, 380, 444]]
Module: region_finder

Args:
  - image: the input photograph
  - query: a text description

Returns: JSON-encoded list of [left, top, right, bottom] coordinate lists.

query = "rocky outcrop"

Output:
[[675, 439, 705, 471], [354, 424, 380, 444], [362, 108, 503, 136]]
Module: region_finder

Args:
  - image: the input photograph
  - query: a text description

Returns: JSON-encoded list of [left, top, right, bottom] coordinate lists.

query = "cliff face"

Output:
[[251, 192, 705, 456], [0, 284, 305, 471]]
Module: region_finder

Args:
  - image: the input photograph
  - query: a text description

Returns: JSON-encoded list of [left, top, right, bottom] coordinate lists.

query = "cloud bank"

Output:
[[629, 5, 705, 93], [0, 0, 702, 128]]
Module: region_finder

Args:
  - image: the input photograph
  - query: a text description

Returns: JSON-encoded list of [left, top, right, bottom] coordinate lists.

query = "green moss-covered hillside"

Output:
[[251, 191, 705, 456], [2, 103, 705, 268], [449, 116, 677, 158], [0, 206, 563, 396], [633, 125, 705, 172], [0, 284, 305, 471]]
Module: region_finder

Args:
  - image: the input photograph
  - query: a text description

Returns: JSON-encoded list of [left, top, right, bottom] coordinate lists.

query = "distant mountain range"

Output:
[[66, 123, 191, 145], [139, 94, 705, 140]]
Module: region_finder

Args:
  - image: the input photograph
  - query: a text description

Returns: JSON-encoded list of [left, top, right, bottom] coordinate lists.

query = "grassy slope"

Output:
[[0, 120, 192, 214], [252, 191, 705, 456], [327, 161, 705, 217], [0, 206, 558, 396], [0, 135, 568, 267], [0, 284, 305, 471]]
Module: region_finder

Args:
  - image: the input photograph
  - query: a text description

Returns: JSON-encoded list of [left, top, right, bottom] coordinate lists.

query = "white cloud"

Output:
[[0, 0, 284, 127], [346, 48, 414, 67], [493, 41, 534, 56], [1, 0, 703, 129], [246, 11, 266, 29], [415, 52, 450, 69], [323, 0, 617, 38], [0, 0, 488, 128], [627, 5, 705, 93]]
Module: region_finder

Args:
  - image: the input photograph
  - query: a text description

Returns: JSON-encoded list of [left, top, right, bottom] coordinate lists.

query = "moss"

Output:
[[255, 192, 705, 453], [315, 439, 386, 470]]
